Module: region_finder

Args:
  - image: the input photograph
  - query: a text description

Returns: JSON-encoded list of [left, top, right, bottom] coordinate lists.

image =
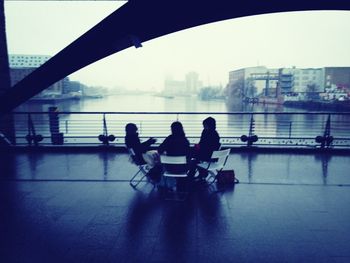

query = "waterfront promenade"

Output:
[[1, 150, 350, 262]]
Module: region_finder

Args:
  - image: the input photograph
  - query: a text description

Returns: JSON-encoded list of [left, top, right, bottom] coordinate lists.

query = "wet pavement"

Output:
[[1, 150, 350, 262]]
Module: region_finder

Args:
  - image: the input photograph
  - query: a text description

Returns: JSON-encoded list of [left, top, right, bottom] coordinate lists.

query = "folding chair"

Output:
[[196, 148, 230, 185], [127, 148, 151, 188], [160, 155, 189, 201]]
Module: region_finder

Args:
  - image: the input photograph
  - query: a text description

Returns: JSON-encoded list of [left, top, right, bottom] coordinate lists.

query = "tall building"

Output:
[[227, 66, 278, 99], [185, 71, 201, 94], [163, 77, 186, 96], [290, 67, 324, 93], [163, 72, 202, 96], [9, 54, 67, 98], [278, 68, 294, 94]]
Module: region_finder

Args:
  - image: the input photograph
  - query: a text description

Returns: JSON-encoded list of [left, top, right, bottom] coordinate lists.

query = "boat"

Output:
[[258, 95, 284, 105], [153, 93, 175, 99]]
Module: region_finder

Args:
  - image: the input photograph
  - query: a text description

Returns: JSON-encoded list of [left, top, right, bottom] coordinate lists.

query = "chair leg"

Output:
[[129, 168, 146, 188], [204, 170, 218, 185]]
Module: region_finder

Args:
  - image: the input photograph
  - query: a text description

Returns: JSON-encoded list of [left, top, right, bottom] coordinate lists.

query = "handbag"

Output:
[[216, 169, 239, 184]]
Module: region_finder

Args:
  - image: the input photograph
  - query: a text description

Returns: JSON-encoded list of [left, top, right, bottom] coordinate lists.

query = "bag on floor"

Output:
[[216, 169, 239, 184]]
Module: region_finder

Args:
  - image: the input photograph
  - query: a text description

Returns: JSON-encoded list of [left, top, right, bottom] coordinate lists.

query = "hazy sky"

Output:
[[4, 1, 350, 91]]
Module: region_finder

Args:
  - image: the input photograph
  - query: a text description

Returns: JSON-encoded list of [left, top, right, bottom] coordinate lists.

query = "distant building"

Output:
[[227, 68, 245, 99], [63, 81, 81, 94], [9, 54, 51, 68], [290, 67, 324, 93], [9, 54, 68, 98], [227, 66, 347, 103], [324, 67, 350, 90], [227, 66, 279, 99], [321, 67, 350, 101], [279, 68, 294, 94], [164, 72, 202, 96], [163, 77, 186, 96], [185, 72, 201, 94]]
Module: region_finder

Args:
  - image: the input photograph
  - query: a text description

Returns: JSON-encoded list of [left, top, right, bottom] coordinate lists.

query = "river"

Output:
[[17, 94, 307, 113]]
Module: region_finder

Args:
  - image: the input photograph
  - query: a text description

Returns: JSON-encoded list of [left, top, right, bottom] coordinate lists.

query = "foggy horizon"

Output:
[[5, 1, 350, 91]]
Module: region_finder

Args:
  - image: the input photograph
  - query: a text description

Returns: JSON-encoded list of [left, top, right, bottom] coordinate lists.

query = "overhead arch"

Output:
[[1, 0, 350, 112]]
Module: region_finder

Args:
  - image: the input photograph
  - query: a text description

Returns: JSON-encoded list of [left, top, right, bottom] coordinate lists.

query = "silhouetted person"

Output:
[[125, 123, 156, 164], [158, 121, 190, 190], [158, 121, 190, 157], [197, 117, 221, 161], [189, 117, 221, 178]]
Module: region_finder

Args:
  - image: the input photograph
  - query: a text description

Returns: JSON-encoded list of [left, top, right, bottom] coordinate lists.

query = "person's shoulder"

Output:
[[163, 135, 172, 142]]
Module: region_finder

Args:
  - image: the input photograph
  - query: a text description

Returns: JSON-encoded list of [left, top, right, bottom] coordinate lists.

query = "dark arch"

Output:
[[1, 0, 350, 112]]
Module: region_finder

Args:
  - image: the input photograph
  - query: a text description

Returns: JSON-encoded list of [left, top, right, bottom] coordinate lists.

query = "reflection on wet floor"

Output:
[[1, 151, 349, 186], [1, 151, 350, 262]]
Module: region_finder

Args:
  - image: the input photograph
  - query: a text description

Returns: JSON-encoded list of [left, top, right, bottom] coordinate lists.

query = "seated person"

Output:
[[158, 121, 190, 158], [189, 117, 221, 178], [158, 121, 190, 189], [196, 117, 221, 161], [125, 123, 161, 181]]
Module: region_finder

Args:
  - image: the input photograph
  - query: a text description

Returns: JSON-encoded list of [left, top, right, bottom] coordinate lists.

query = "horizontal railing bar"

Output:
[[13, 111, 350, 115], [10, 111, 350, 148]]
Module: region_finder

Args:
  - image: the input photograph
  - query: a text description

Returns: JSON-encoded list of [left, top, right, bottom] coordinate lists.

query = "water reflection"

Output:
[[314, 154, 332, 185], [15, 94, 311, 117], [275, 113, 292, 137], [238, 152, 334, 185], [99, 151, 109, 181], [239, 152, 257, 183], [15, 94, 339, 114], [27, 153, 43, 180]]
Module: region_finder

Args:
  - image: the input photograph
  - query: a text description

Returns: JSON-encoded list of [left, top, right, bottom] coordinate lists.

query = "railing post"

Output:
[[26, 114, 33, 146], [25, 113, 43, 146], [324, 114, 333, 148], [289, 121, 292, 139], [315, 114, 333, 148], [98, 114, 115, 145], [49, 106, 64, 145], [240, 114, 258, 147], [65, 120, 68, 134]]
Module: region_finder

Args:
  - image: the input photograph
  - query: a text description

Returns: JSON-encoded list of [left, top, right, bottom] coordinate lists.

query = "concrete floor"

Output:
[[1, 150, 350, 262]]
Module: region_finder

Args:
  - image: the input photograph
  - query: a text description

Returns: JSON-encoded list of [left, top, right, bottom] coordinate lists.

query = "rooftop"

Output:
[[1, 150, 350, 262]]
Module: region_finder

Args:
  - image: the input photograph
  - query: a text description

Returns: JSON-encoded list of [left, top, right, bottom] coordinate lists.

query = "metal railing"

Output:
[[8, 111, 350, 149]]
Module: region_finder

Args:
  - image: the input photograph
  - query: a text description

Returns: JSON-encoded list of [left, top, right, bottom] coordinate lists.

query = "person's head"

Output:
[[203, 117, 216, 130], [171, 121, 185, 137], [125, 123, 138, 135]]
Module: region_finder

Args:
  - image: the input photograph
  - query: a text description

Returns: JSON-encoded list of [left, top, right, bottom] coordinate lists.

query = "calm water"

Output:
[[17, 94, 306, 113]]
